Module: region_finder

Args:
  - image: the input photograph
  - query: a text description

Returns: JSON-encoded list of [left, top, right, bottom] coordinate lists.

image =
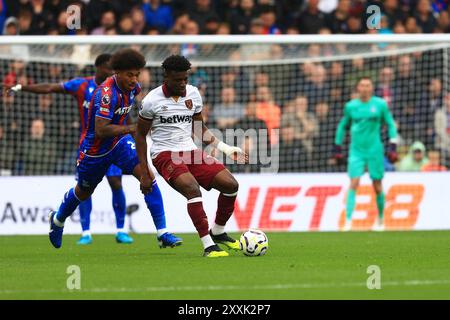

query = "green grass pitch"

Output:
[[1, 231, 449, 300]]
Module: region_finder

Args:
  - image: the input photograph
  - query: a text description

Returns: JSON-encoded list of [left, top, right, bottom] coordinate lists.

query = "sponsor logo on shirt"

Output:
[[159, 115, 193, 124]]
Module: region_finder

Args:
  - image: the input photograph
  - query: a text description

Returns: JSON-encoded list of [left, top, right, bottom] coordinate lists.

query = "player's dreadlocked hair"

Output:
[[110, 48, 146, 71], [162, 55, 191, 73]]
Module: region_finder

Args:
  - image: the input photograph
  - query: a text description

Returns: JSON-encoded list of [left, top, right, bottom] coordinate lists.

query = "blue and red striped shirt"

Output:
[[62, 76, 98, 141], [79, 76, 141, 157]]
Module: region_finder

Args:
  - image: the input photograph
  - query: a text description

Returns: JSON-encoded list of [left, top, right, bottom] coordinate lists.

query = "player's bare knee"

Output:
[[183, 183, 202, 199], [225, 177, 239, 194]]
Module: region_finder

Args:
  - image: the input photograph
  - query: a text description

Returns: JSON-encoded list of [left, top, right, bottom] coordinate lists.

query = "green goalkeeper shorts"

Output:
[[348, 151, 384, 180]]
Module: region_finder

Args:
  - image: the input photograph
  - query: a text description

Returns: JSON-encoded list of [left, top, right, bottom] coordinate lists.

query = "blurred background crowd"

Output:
[[1, 0, 450, 36], [1, 0, 450, 175]]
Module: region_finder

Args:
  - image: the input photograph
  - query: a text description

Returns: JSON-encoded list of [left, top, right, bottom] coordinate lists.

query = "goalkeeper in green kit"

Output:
[[334, 77, 399, 231]]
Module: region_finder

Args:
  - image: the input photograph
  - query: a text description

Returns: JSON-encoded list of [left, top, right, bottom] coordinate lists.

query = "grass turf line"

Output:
[[0, 231, 449, 299]]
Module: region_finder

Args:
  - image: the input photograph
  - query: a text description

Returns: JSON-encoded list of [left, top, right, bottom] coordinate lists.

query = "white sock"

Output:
[[116, 228, 126, 234], [82, 230, 91, 237], [53, 214, 64, 227], [211, 223, 225, 235], [201, 234, 215, 249], [157, 228, 168, 238]]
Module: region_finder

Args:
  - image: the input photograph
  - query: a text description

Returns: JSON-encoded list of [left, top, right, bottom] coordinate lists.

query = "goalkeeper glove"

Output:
[[333, 145, 344, 166], [387, 143, 399, 163]]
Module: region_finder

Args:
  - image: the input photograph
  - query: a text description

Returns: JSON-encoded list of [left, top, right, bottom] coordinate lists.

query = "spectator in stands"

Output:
[[187, 0, 220, 34], [435, 10, 450, 32], [259, 6, 281, 34], [414, 0, 437, 33], [302, 64, 330, 108], [91, 10, 116, 35], [118, 13, 133, 35], [211, 87, 245, 131], [180, 20, 200, 58], [28, 0, 53, 35], [255, 86, 280, 145], [382, 0, 407, 29], [20, 118, 57, 175], [171, 12, 190, 35], [281, 95, 317, 158], [405, 16, 422, 33], [278, 125, 307, 172], [393, 55, 423, 143], [421, 149, 447, 171], [3, 16, 18, 35], [17, 8, 33, 35], [327, 61, 347, 109], [397, 141, 429, 171], [142, 0, 174, 33], [131, 7, 146, 35], [325, 0, 351, 33], [312, 102, 336, 171], [297, 0, 327, 34], [228, 0, 258, 34], [204, 16, 220, 34], [434, 92, 450, 165], [375, 67, 396, 107], [418, 78, 443, 147]]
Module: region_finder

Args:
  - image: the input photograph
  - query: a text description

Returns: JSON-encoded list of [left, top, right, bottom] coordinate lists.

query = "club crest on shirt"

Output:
[[161, 105, 168, 111], [184, 99, 193, 110], [102, 94, 110, 105]]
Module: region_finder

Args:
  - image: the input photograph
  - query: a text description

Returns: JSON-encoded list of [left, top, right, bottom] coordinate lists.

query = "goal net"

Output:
[[0, 35, 448, 176]]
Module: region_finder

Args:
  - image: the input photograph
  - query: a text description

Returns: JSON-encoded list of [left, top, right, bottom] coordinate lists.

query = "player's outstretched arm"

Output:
[[192, 112, 249, 163], [135, 116, 155, 194], [4, 82, 65, 95]]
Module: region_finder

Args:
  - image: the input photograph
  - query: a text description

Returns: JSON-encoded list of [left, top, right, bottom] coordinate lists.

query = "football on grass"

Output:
[[239, 229, 268, 256]]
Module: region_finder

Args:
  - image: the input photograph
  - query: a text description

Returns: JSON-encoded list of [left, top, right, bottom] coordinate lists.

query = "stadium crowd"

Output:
[[1, 0, 450, 175], [1, 0, 450, 36]]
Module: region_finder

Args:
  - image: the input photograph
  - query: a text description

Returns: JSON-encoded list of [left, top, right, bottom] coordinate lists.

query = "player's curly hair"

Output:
[[110, 48, 146, 71], [162, 55, 191, 73], [94, 53, 112, 67]]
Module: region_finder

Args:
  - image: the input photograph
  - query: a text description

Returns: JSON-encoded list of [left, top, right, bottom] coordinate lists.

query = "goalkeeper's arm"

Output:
[[192, 112, 248, 162]]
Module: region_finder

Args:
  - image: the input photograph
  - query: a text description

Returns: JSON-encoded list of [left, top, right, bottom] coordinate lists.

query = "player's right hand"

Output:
[[3, 83, 21, 96], [140, 174, 153, 194], [333, 145, 344, 166]]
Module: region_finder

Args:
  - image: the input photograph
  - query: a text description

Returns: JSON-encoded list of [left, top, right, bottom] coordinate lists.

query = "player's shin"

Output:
[[112, 188, 126, 230], [346, 189, 356, 222], [55, 187, 82, 226], [212, 191, 237, 235], [376, 192, 385, 221], [143, 180, 167, 236], [187, 197, 211, 248], [78, 197, 92, 232]]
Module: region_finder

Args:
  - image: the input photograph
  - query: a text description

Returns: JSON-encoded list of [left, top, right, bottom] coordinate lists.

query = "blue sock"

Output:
[[112, 188, 126, 230], [144, 181, 167, 231], [78, 197, 92, 231], [56, 188, 81, 223]]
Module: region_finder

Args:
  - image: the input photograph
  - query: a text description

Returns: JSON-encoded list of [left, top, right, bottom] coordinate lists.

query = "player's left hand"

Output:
[[387, 143, 399, 163]]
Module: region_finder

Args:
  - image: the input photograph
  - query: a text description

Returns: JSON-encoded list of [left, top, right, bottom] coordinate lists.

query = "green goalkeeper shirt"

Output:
[[335, 96, 398, 155]]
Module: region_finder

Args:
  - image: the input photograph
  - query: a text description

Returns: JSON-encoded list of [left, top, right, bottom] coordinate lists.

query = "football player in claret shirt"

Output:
[[136, 55, 249, 258], [7, 54, 134, 245], [334, 77, 399, 232], [48, 48, 182, 249]]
